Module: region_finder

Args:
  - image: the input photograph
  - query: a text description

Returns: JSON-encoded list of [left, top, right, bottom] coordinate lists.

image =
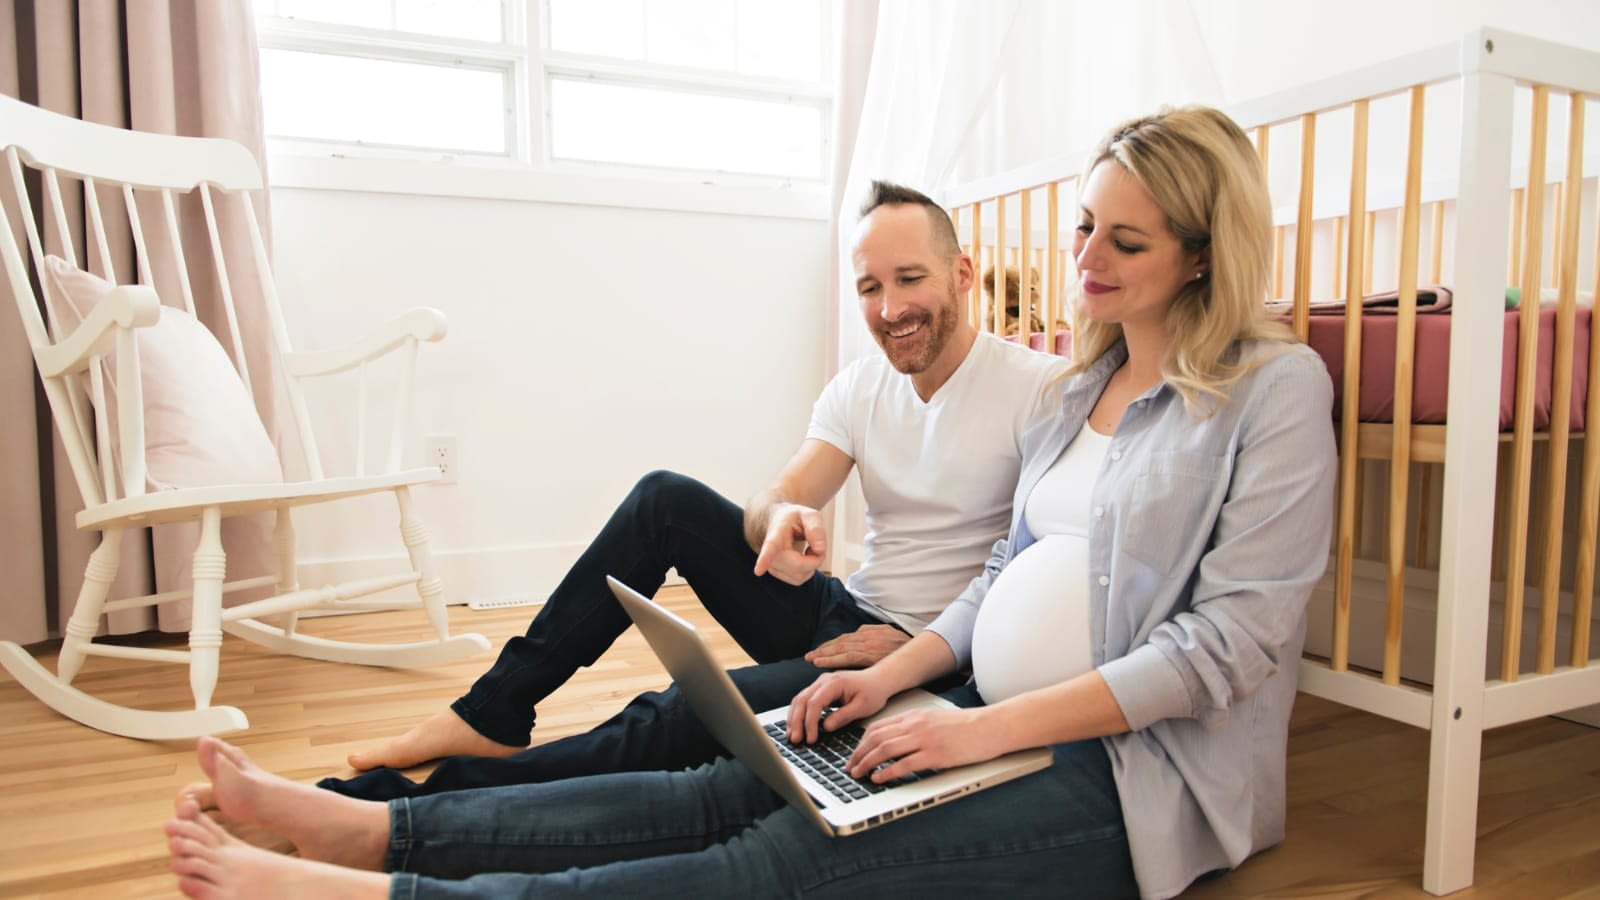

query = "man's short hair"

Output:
[[858, 179, 962, 260]]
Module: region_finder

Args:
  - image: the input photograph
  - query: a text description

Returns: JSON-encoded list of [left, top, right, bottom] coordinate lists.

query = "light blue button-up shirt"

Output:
[[927, 339, 1336, 899]]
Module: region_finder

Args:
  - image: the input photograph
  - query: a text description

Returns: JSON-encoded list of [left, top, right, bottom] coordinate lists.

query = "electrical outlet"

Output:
[[424, 434, 458, 484]]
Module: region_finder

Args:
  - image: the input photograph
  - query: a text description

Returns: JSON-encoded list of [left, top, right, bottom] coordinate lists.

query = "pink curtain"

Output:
[[0, 0, 279, 644]]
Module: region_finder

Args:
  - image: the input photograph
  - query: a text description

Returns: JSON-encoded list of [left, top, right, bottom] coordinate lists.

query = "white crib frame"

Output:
[[941, 27, 1600, 895]]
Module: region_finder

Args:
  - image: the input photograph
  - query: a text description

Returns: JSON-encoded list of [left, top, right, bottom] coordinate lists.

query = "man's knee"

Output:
[[625, 470, 741, 533], [630, 469, 706, 506]]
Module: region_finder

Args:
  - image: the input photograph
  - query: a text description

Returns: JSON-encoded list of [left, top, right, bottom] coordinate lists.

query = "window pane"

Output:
[[395, 0, 503, 41], [735, 0, 821, 80], [548, 0, 823, 81], [550, 78, 820, 178], [259, 0, 503, 40], [548, 0, 644, 58], [271, 0, 391, 30], [645, 0, 735, 71], [261, 49, 507, 154]]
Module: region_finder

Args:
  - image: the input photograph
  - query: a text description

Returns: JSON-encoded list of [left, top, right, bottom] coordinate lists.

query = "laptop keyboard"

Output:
[[762, 718, 921, 804]]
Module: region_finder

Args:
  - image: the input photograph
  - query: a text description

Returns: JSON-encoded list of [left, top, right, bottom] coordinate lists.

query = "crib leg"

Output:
[[1424, 479, 1494, 894]]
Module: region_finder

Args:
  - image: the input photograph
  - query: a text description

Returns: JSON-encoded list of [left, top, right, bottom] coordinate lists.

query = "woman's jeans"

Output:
[[386, 685, 1138, 899], [321, 470, 890, 801]]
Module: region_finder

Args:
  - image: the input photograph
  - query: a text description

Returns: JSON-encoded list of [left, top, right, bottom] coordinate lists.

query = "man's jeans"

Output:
[[385, 685, 1138, 899], [320, 470, 887, 801]]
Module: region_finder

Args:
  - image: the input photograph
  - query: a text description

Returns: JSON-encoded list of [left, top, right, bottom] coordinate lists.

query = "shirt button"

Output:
[[1093, 506, 1105, 518], [1098, 575, 1110, 587], [1110, 450, 1123, 461]]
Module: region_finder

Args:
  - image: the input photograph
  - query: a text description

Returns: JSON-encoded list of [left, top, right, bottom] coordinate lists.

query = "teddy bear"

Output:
[[981, 264, 1045, 335]]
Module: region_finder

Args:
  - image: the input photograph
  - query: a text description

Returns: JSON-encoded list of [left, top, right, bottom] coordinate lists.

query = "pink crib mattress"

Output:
[[1003, 330, 1073, 356], [1292, 291, 1591, 431], [1006, 288, 1590, 432]]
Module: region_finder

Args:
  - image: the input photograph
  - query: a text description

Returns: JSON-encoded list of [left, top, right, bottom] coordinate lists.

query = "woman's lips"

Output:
[[1081, 280, 1117, 296]]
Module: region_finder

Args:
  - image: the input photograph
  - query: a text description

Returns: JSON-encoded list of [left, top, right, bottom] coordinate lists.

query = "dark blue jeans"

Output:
[[320, 470, 888, 801], [385, 685, 1138, 899]]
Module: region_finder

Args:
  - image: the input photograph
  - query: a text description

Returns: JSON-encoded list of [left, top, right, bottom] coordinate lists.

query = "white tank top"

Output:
[[970, 423, 1108, 705]]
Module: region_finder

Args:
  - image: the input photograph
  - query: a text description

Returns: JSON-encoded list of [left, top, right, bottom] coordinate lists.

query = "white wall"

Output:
[[267, 185, 828, 605]]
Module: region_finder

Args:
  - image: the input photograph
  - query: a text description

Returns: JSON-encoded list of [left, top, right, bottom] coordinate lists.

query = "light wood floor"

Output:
[[1, 586, 1597, 899]]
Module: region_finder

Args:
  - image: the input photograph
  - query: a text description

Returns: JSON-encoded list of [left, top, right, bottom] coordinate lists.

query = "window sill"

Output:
[[265, 152, 830, 221]]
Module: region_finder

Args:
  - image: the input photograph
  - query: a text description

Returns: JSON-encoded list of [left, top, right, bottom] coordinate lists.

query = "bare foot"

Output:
[[184, 736, 389, 871], [175, 783, 296, 855], [166, 799, 388, 900], [345, 707, 524, 771]]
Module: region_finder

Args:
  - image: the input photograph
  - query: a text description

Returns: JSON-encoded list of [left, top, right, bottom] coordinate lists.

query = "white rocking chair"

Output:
[[0, 95, 489, 740]]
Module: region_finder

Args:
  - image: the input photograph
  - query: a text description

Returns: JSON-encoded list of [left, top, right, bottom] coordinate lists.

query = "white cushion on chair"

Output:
[[41, 255, 283, 491]]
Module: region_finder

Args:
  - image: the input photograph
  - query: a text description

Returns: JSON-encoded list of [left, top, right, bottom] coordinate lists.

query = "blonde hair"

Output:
[[1067, 105, 1294, 413]]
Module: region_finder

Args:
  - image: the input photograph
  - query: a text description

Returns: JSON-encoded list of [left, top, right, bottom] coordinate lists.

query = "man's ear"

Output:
[[954, 253, 975, 294]]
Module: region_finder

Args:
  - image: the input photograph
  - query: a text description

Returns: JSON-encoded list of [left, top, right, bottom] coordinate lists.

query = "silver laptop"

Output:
[[607, 575, 1053, 837]]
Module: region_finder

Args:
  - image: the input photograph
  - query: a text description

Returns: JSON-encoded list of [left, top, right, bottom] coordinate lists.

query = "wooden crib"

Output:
[[940, 27, 1600, 896]]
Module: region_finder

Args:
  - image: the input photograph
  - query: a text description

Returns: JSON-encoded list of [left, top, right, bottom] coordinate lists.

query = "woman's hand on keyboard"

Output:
[[786, 669, 890, 746], [847, 707, 1000, 784]]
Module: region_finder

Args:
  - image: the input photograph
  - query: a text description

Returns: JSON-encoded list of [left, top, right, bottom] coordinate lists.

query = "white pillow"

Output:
[[41, 255, 283, 491]]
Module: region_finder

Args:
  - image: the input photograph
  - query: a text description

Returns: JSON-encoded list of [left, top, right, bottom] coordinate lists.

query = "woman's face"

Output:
[[1072, 161, 1204, 334]]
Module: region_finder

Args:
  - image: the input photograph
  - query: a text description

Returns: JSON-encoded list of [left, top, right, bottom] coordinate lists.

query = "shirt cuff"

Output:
[[1098, 643, 1193, 731]]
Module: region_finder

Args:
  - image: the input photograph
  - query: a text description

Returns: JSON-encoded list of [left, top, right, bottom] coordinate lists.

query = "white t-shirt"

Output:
[[807, 332, 1066, 632], [971, 422, 1107, 704]]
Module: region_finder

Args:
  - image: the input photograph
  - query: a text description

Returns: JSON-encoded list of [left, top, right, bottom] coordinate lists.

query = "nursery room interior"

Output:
[[4, 0, 1600, 896]]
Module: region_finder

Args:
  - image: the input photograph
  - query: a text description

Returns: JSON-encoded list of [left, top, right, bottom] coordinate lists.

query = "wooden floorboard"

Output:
[[1, 587, 1597, 898]]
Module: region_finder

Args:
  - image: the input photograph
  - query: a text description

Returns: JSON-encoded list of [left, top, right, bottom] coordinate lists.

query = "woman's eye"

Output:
[[1114, 241, 1144, 254]]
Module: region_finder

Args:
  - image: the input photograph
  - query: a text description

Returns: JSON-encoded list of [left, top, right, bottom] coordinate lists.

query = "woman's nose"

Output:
[[1074, 233, 1104, 272]]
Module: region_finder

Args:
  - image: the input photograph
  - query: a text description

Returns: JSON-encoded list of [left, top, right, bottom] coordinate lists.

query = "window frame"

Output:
[[252, 0, 834, 215]]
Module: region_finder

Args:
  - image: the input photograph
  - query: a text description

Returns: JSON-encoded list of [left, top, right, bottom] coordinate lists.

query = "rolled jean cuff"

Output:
[[385, 798, 416, 874], [389, 873, 419, 900]]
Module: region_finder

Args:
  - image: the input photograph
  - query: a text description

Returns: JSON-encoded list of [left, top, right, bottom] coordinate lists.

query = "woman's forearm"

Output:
[[869, 631, 960, 694], [975, 669, 1132, 753]]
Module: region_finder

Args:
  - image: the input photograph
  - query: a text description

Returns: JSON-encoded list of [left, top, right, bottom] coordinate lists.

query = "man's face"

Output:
[[850, 204, 966, 374]]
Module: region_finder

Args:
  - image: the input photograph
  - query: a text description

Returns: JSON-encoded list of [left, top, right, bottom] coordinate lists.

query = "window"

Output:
[[251, 0, 832, 184]]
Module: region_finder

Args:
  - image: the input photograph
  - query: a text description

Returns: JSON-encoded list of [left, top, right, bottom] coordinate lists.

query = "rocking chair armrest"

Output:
[[35, 284, 163, 378], [282, 307, 448, 378]]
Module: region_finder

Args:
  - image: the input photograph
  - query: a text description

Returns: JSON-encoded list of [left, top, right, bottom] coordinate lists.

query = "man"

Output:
[[320, 181, 1066, 800]]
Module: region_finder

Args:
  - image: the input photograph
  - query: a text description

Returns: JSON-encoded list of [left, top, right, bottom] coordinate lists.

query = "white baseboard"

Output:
[[293, 543, 685, 615], [1305, 556, 1600, 727]]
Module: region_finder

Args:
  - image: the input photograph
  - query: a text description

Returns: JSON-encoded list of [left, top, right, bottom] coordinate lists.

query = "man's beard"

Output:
[[872, 289, 958, 375]]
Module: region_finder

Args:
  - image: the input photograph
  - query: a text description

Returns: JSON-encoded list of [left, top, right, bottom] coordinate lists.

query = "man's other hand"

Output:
[[805, 624, 909, 668]]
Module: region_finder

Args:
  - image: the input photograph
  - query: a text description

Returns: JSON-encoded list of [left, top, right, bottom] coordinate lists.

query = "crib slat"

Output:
[[1020, 190, 1034, 343], [1509, 187, 1525, 288], [1333, 100, 1371, 674], [1548, 183, 1561, 291], [1382, 85, 1427, 686], [1574, 141, 1600, 668], [1363, 210, 1376, 295], [1536, 93, 1585, 673], [1429, 201, 1445, 285], [1331, 216, 1345, 299], [1046, 182, 1060, 354], [1502, 84, 1551, 683], [1273, 225, 1287, 301], [968, 203, 982, 327], [1292, 114, 1316, 341], [994, 194, 1008, 335]]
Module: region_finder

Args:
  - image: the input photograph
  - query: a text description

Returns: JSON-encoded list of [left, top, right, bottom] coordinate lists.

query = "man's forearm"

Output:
[[743, 489, 784, 552]]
